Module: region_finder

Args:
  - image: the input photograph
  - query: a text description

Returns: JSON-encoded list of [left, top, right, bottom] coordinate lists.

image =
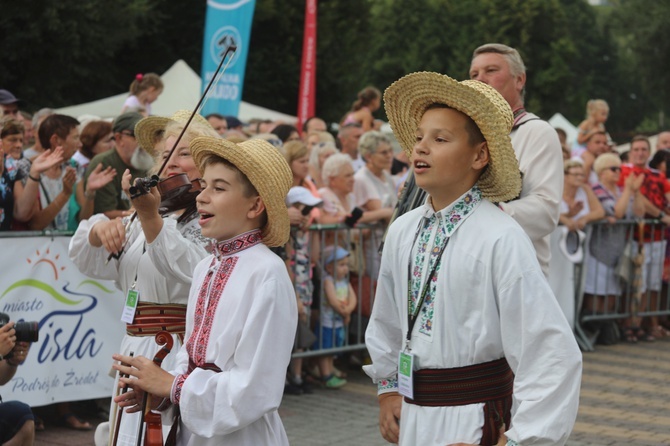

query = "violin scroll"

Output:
[[138, 331, 174, 446]]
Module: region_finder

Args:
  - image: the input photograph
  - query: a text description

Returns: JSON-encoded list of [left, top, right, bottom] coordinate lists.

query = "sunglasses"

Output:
[[607, 166, 621, 172]]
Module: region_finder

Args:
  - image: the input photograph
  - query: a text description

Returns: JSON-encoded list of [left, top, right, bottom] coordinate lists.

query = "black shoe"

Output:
[[284, 383, 303, 395]]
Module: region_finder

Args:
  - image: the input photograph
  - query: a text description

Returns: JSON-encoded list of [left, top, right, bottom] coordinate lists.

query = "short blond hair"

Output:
[[593, 153, 621, 175], [564, 159, 584, 173]]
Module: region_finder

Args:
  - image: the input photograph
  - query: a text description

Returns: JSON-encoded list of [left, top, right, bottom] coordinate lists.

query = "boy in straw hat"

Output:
[[363, 72, 582, 446], [70, 110, 218, 445], [110, 137, 297, 445]]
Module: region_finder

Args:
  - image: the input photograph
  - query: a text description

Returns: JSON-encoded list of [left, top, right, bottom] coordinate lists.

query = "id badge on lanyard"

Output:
[[398, 219, 450, 399], [398, 350, 415, 399], [121, 283, 140, 324]]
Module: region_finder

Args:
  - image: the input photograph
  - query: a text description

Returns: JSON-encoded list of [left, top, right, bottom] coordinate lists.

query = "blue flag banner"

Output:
[[200, 0, 257, 117]]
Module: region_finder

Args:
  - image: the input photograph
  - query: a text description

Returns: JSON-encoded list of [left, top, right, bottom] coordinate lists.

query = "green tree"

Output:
[[610, 0, 670, 134], [243, 0, 374, 124], [366, 0, 634, 134], [0, 1, 156, 109]]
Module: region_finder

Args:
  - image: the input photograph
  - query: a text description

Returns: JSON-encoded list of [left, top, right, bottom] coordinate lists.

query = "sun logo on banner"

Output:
[[26, 247, 66, 281], [1, 242, 120, 315]]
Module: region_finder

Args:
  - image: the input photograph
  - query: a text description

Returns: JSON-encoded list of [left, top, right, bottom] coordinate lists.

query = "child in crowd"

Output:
[[341, 86, 382, 132], [364, 72, 582, 445], [574, 99, 610, 151], [284, 185, 322, 395], [112, 137, 297, 445], [121, 73, 164, 116], [316, 246, 356, 389]]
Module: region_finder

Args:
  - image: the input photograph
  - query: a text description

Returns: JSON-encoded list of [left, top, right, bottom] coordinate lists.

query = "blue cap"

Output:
[[323, 246, 349, 265]]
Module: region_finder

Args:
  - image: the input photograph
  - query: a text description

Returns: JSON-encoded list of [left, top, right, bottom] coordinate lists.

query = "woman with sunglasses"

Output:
[[583, 153, 645, 340]]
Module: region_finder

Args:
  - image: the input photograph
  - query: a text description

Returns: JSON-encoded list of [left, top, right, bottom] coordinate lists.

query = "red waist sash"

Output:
[[126, 303, 187, 338], [404, 357, 514, 446]]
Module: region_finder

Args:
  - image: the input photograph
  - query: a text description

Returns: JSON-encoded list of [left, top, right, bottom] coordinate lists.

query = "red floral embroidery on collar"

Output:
[[213, 229, 262, 258]]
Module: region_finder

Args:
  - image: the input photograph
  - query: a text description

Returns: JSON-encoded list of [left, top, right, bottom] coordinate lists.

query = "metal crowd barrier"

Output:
[[289, 223, 379, 359], [574, 219, 670, 351], [0, 227, 379, 359], [0, 229, 74, 239]]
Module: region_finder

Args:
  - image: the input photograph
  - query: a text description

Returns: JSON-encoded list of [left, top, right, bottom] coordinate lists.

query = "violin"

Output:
[[138, 331, 174, 446], [156, 173, 202, 216], [128, 172, 199, 216]]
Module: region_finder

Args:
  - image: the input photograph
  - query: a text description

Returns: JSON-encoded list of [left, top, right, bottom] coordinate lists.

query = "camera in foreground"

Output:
[[0, 312, 39, 343]]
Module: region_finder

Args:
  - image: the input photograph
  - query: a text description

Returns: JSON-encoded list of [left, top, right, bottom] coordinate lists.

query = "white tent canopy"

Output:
[[55, 60, 297, 124], [548, 113, 578, 146]]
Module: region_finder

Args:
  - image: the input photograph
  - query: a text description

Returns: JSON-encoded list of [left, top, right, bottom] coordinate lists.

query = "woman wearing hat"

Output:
[[364, 72, 581, 446], [69, 111, 218, 446]]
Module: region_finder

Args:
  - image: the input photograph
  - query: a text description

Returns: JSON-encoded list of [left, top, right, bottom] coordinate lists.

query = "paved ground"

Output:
[[34, 339, 670, 445]]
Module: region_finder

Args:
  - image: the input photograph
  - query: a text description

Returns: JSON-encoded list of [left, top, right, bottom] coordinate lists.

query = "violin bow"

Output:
[[107, 43, 237, 263]]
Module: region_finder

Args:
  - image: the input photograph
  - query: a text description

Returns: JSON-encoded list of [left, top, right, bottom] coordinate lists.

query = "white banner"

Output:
[[0, 235, 125, 407]]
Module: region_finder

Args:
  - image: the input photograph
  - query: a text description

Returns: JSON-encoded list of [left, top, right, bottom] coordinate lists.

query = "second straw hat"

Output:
[[135, 110, 213, 156]]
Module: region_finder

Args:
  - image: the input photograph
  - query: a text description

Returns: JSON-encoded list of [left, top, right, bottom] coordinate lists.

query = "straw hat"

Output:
[[190, 136, 292, 247], [135, 110, 212, 156], [384, 72, 522, 203]]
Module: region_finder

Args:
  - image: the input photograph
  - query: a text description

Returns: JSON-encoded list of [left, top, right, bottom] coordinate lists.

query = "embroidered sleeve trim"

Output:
[[171, 373, 188, 405], [377, 376, 398, 394]]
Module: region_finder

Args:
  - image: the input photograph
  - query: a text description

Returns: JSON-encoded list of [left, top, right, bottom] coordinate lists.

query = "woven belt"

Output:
[[126, 302, 187, 338], [404, 357, 514, 446]]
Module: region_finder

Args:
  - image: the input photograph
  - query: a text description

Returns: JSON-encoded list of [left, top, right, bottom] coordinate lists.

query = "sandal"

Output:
[[633, 327, 655, 342], [620, 328, 638, 343], [60, 413, 92, 431], [649, 325, 669, 339]]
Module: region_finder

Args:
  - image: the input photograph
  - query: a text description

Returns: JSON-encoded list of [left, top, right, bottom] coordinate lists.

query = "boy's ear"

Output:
[[247, 195, 266, 220], [472, 141, 489, 171]]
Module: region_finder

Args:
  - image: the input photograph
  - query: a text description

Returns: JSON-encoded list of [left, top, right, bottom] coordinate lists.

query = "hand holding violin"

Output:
[[122, 169, 165, 243]]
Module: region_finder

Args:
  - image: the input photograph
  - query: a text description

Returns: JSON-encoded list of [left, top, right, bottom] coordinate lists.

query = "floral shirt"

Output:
[[378, 187, 482, 392], [408, 187, 481, 338]]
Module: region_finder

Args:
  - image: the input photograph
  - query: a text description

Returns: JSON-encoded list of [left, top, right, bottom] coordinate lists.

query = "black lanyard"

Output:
[[405, 216, 450, 350]]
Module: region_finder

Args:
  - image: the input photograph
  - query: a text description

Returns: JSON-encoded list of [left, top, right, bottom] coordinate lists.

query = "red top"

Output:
[[619, 164, 670, 241]]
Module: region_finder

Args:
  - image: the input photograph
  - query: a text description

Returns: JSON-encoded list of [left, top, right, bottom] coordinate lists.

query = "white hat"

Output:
[[286, 186, 323, 207], [558, 226, 586, 263]]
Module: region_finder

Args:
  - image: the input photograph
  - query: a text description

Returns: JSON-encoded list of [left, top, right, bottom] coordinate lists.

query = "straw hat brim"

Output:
[[384, 72, 522, 203], [135, 110, 212, 156], [190, 137, 292, 247]]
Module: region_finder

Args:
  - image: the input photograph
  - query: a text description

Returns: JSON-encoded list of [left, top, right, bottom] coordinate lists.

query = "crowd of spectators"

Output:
[[553, 119, 670, 344], [3, 56, 670, 441]]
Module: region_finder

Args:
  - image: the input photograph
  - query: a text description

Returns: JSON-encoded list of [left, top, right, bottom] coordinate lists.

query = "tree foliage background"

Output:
[[0, 0, 668, 139]]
